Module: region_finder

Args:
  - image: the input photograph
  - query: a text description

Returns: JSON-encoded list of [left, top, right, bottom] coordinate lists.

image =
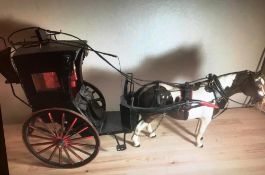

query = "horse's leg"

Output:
[[195, 118, 201, 135], [132, 120, 148, 147], [147, 123, 156, 138], [196, 117, 211, 148]]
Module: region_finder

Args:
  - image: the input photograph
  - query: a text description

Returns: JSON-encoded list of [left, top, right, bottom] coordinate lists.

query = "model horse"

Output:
[[131, 70, 265, 147]]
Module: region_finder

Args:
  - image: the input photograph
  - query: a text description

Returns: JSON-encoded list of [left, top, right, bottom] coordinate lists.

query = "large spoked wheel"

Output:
[[83, 81, 106, 120], [22, 108, 100, 168]]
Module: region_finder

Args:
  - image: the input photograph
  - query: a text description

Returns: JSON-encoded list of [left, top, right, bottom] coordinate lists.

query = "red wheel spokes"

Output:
[[29, 125, 54, 137], [65, 126, 89, 139], [61, 113, 65, 137], [75, 126, 89, 135], [70, 136, 92, 142], [29, 134, 54, 140], [31, 141, 55, 146], [63, 147, 74, 164], [63, 118, 77, 138], [71, 143, 95, 147], [59, 147, 62, 164], [69, 145, 92, 155], [48, 112, 58, 136], [36, 117, 56, 136], [24, 109, 99, 167], [48, 145, 59, 161], [37, 143, 57, 154], [67, 146, 83, 161]]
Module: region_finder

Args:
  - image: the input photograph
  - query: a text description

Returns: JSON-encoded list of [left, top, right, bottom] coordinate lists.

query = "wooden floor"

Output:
[[4, 108, 265, 175]]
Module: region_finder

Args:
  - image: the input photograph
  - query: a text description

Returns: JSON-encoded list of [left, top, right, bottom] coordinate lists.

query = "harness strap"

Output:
[[199, 101, 219, 109]]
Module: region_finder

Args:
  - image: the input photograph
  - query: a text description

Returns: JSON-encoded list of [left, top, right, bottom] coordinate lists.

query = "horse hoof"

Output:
[[150, 134, 156, 138], [196, 143, 204, 148], [133, 144, 140, 147]]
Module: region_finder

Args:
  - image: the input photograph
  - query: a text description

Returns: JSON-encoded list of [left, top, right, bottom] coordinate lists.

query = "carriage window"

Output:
[[31, 72, 61, 92]]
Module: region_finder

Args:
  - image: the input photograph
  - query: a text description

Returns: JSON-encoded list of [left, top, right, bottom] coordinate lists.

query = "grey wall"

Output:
[[0, 0, 265, 123]]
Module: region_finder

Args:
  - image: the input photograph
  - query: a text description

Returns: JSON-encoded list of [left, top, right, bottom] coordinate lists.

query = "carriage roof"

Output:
[[13, 40, 87, 70], [14, 40, 86, 56]]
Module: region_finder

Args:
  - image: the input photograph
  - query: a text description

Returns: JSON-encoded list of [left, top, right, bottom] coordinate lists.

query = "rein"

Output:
[[209, 74, 253, 106], [206, 72, 262, 118], [127, 69, 262, 116]]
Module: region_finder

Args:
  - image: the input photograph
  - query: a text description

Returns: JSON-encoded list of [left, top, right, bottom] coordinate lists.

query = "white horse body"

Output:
[[132, 83, 216, 147], [132, 72, 264, 147]]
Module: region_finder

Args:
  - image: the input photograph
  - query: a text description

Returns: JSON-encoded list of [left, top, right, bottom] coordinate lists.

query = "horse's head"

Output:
[[253, 72, 265, 100], [242, 71, 265, 103]]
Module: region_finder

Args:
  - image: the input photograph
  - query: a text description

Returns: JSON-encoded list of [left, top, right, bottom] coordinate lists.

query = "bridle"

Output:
[[207, 72, 265, 108]]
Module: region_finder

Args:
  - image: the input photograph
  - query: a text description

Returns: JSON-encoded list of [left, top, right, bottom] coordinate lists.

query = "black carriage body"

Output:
[[0, 39, 138, 134], [12, 41, 86, 111], [0, 28, 142, 168]]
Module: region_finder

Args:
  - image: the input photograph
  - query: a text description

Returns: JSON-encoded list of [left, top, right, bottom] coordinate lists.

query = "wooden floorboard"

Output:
[[4, 108, 265, 175]]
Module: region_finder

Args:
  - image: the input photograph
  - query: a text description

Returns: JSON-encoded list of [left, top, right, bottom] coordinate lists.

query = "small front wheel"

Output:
[[83, 81, 106, 120], [22, 108, 100, 168]]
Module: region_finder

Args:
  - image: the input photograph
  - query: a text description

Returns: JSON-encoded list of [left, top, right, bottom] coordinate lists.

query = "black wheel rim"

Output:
[[23, 108, 100, 168]]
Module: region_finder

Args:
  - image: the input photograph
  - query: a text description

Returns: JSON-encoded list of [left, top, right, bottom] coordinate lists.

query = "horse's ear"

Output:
[[253, 71, 265, 86], [251, 70, 262, 78], [255, 71, 265, 80], [256, 70, 262, 75]]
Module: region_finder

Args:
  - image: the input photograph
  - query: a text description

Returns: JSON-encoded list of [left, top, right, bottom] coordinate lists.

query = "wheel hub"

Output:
[[54, 137, 70, 147]]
